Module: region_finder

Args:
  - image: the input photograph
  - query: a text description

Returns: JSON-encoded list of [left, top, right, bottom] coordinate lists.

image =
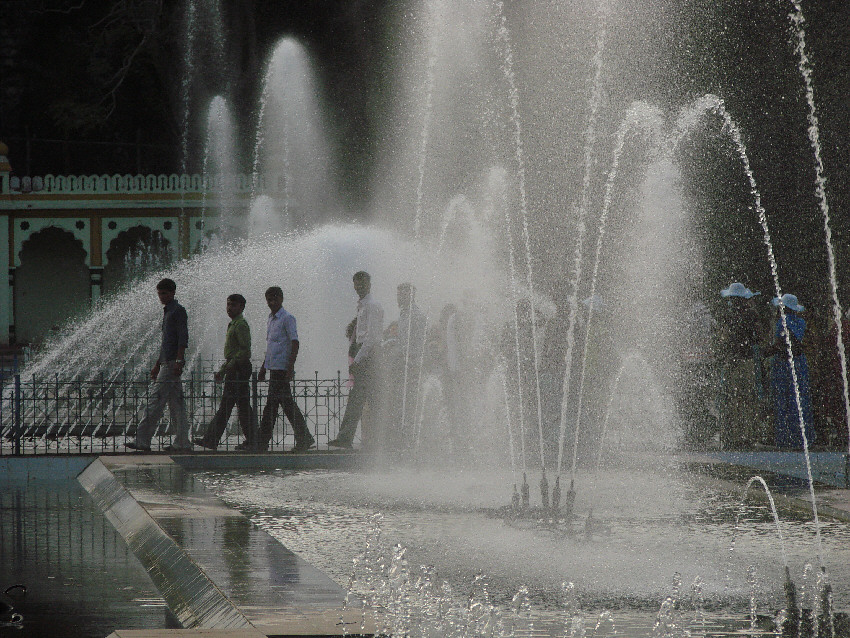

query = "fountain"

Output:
[[10, 0, 850, 634], [252, 37, 339, 228]]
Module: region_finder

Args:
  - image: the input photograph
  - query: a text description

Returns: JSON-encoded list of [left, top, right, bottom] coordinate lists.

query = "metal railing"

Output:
[[6, 173, 266, 195], [0, 369, 349, 455]]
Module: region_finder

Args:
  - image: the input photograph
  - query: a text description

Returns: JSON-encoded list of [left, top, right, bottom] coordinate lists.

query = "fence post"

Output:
[[190, 369, 196, 437], [336, 370, 342, 440], [13, 374, 21, 455], [845, 453, 849, 490], [100, 371, 105, 442], [251, 371, 259, 448]]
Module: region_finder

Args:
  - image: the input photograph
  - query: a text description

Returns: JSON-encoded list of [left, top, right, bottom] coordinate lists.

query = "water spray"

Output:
[[556, 0, 611, 480], [566, 103, 663, 514], [786, 0, 850, 463], [494, 0, 547, 469], [679, 95, 826, 568]]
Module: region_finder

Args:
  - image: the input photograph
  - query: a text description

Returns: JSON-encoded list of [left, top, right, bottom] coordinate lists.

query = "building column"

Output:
[[7, 268, 14, 345], [0, 141, 10, 194], [90, 267, 103, 305], [0, 214, 9, 344]]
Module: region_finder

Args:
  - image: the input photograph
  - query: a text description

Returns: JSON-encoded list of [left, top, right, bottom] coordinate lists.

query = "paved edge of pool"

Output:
[[679, 451, 850, 523], [4, 451, 850, 636], [73, 454, 377, 637]]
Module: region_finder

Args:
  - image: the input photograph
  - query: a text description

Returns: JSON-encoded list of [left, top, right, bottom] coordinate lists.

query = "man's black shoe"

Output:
[[125, 441, 151, 452], [290, 438, 316, 453], [193, 437, 217, 450], [163, 444, 192, 453], [327, 438, 352, 449], [234, 441, 255, 451]]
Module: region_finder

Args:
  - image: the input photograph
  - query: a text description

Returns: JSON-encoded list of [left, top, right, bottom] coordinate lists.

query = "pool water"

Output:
[[196, 465, 850, 636], [0, 482, 169, 637]]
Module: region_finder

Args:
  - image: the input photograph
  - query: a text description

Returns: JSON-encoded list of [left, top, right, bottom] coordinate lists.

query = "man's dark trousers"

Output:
[[335, 357, 378, 446], [259, 370, 310, 449], [202, 361, 253, 447]]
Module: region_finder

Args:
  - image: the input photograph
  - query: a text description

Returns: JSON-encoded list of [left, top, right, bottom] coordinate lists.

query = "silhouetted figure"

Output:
[[126, 278, 191, 452], [718, 282, 769, 449], [257, 286, 315, 452], [194, 294, 253, 450], [381, 283, 426, 450], [256, 286, 313, 452], [329, 271, 384, 450], [763, 294, 815, 448]]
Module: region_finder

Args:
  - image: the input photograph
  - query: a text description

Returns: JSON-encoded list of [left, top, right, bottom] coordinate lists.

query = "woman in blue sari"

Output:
[[763, 294, 815, 448]]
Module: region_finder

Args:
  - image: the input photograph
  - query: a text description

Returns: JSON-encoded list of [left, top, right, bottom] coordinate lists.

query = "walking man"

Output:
[[194, 294, 254, 451], [382, 283, 427, 450], [257, 286, 314, 452], [328, 271, 384, 449], [126, 278, 191, 452]]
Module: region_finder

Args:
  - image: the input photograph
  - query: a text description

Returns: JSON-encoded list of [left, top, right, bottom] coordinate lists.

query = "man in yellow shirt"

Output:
[[194, 294, 253, 450]]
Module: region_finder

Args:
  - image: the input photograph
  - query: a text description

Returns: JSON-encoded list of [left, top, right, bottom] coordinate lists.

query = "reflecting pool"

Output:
[[0, 482, 168, 637]]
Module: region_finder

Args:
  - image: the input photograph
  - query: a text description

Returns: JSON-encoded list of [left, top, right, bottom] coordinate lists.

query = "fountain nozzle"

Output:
[[782, 566, 799, 637], [818, 567, 833, 638], [511, 484, 521, 512]]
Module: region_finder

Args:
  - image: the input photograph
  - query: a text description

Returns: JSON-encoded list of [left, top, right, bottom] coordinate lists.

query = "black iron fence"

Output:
[[0, 368, 350, 455]]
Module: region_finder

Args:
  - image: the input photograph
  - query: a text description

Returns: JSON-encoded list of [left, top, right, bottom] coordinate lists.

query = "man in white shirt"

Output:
[[328, 271, 384, 449], [257, 286, 314, 452]]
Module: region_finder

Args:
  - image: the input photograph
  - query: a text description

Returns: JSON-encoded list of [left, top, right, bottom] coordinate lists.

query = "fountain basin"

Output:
[[193, 460, 850, 635]]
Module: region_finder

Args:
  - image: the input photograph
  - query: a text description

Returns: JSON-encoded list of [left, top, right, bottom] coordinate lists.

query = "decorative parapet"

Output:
[[7, 173, 265, 195]]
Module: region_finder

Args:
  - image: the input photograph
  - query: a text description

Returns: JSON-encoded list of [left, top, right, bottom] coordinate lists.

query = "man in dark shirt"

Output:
[[126, 278, 191, 452]]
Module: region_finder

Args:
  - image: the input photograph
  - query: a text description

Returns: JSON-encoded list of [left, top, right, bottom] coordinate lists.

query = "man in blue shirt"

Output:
[[126, 278, 191, 452], [257, 286, 314, 452]]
